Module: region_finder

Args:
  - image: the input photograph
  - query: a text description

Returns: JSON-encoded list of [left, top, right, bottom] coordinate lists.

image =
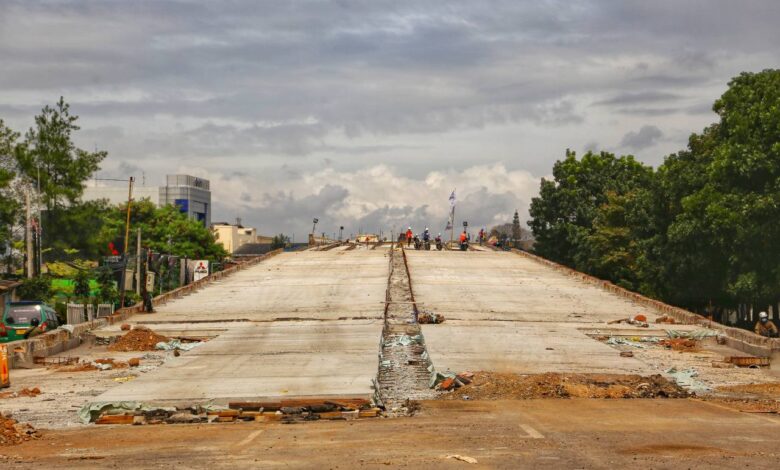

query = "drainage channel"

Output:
[[375, 245, 437, 415]]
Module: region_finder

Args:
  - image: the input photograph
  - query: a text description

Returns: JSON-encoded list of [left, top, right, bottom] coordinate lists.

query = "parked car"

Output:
[[0, 301, 60, 343]]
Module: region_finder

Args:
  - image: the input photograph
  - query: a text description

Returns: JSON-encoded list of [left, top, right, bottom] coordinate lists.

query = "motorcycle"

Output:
[[435, 239, 443, 251], [459, 240, 469, 251], [423, 238, 431, 250], [414, 237, 422, 250]]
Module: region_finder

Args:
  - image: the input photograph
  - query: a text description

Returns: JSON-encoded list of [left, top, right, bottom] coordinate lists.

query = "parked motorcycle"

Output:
[[435, 240, 443, 250]]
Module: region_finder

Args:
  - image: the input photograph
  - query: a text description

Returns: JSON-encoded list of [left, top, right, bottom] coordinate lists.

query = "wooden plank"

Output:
[[359, 408, 380, 418], [229, 401, 281, 410], [96, 414, 134, 425]]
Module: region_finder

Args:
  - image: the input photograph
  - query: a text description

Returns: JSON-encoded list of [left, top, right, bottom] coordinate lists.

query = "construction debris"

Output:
[[417, 310, 445, 324], [446, 455, 478, 464], [725, 356, 770, 368], [0, 413, 40, 446], [655, 315, 677, 324], [441, 372, 689, 400], [0, 387, 42, 399], [155, 339, 201, 352], [108, 327, 170, 352], [608, 315, 649, 327], [665, 367, 712, 394], [82, 398, 382, 425], [658, 338, 699, 352]]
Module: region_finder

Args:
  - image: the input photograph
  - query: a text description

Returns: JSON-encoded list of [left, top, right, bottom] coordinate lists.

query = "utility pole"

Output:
[[135, 228, 142, 295], [25, 190, 33, 279], [119, 177, 134, 309]]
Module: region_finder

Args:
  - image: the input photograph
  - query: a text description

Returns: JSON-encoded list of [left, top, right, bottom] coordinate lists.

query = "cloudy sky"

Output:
[[1, 1, 778, 238]]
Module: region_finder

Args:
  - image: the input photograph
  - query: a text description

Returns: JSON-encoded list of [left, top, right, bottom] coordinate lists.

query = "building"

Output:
[[82, 174, 212, 227], [212, 223, 257, 254], [159, 175, 211, 227]]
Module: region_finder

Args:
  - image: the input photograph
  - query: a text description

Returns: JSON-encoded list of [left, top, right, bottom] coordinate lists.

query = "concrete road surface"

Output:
[[92, 250, 389, 405], [407, 250, 662, 374]]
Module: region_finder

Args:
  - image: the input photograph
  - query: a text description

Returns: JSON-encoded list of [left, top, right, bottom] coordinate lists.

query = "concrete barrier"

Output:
[[5, 250, 283, 369], [511, 249, 780, 356]]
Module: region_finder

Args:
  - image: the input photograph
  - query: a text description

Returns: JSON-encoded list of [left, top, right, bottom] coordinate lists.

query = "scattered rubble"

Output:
[[417, 311, 445, 324], [658, 338, 699, 352], [0, 387, 42, 399], [608, 314, 649, 327], [82, 398, 382, 425], [108, 327, 170, 352], [0, 413, 40, 446], [440, 372, 689, 400]]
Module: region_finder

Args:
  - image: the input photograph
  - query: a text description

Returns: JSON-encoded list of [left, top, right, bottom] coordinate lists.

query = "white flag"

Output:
[[449, 189, 456, 208]]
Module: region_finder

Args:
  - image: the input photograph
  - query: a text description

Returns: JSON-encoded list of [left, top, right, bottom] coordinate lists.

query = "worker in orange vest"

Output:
[[405, 227, 413, 247]]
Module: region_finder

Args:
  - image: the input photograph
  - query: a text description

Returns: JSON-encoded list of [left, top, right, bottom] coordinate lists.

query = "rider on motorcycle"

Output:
[[423, 228, 430, 242]]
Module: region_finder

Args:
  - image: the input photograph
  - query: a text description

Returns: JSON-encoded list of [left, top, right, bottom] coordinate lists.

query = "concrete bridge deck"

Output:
[[93, 249, 389, 405]]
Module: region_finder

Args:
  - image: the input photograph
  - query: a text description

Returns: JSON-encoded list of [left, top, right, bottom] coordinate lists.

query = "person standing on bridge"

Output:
[[406, 227, 413, 247], [755, 311, 779, 337]]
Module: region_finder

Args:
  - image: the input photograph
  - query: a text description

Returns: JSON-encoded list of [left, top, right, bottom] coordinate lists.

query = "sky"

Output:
[[1, 1, 779, 239]]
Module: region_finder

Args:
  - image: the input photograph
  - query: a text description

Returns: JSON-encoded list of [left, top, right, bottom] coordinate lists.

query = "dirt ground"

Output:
[[2, 399, 780, 469], [441, 372, 688, 400], [0, 341, 172, 429]]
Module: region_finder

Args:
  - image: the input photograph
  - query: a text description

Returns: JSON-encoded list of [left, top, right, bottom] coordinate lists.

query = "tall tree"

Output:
[[0, 120, 21, 261], [528, 149, 654, 267], [17, 97, 106, 210]]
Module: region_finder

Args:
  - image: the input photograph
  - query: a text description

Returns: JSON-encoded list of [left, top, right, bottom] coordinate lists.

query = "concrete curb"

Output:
[[511, 249, 780, 357], [6, 250, 283, 369]]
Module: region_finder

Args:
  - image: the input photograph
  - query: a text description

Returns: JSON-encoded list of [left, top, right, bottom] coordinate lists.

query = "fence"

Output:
[[66, 303, 114, 324]]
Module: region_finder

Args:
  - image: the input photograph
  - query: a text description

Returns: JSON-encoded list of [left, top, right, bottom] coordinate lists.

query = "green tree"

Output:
[[95, 265, 118, 305], [16, 97, 106, 211], [98, 199, 228, 260], [528, 149, 654, 267], [271, 234, 289, 250], [16, 276, 52, 301], [73, 268, 92, 316], [0, 120, 21, 265]]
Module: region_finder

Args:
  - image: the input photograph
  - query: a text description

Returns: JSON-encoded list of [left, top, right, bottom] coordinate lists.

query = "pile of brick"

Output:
[[0, 413, 39, 446], [108, 326, 169, 352], [94, 398, 381, 425]]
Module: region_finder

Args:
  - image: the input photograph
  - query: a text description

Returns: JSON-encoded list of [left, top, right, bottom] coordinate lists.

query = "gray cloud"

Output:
[[1, 1, 778, 234], [619, 125, 664, 150]]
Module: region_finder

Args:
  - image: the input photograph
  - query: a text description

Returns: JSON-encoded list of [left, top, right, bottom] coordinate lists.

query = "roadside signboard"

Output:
[[193, 260, 209, 281]]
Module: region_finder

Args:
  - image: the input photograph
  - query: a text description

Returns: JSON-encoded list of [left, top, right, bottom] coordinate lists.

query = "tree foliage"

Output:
[[271, 234, 289, 250], [16, 276, 52, 301], [98, 199, 228, 260], [528, 69, 780, 316], [16, 97, 106, 210]]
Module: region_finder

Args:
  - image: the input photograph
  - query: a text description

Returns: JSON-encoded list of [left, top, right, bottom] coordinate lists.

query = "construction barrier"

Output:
[[0, 344, 9, 388]]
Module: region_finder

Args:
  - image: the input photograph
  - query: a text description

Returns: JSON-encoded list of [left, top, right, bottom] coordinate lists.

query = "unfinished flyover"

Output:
[[90, 242, 714, 408]]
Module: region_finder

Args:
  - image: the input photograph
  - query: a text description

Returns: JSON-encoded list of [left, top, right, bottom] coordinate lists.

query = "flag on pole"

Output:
[[445, 189, 456, 230]]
